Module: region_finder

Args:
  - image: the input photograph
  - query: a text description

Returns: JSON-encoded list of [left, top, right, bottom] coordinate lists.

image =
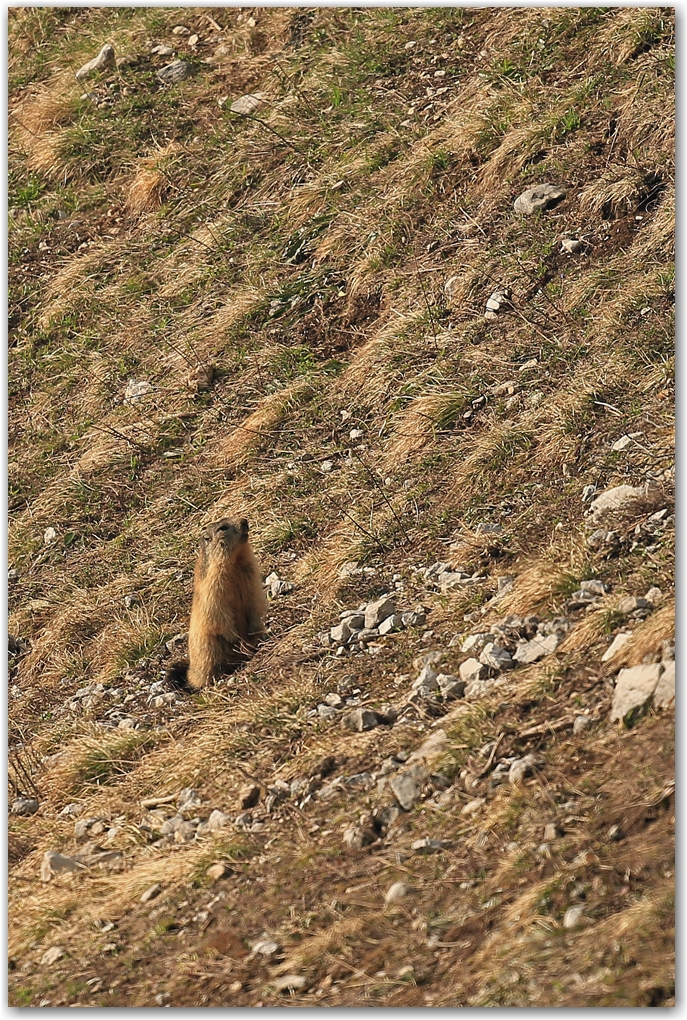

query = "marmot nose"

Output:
[[239, 518, 249, 533]]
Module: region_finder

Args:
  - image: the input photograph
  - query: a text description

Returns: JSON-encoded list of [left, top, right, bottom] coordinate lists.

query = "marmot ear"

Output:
[[239, 518, 249, 533]]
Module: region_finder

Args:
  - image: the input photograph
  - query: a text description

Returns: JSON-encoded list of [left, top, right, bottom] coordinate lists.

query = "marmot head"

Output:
[[201, 518, 250, 557]]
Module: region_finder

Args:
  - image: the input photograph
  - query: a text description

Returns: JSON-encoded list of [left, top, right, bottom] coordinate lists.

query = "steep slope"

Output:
[[8, 6, 674, 1007]]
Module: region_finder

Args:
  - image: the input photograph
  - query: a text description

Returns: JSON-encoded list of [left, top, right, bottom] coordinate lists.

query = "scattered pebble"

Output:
[[514, 183, 566, 215], [75, 43, 116, 81], [140, 883, 162, 904]]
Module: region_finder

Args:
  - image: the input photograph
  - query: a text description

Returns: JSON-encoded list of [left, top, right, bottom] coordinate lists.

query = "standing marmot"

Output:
[[167, 517, 267, 691]]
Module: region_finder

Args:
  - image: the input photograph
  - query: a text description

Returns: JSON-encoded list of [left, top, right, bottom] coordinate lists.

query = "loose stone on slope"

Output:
[[364, 595, 396, 629], [157, 59, 193, 83], [610, 663, 663, 723], [513, 183, 566, 215], [75, 43, 116, 80]]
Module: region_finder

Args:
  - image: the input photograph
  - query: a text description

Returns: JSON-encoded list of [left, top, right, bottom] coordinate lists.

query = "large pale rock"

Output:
[[364, 596, 396, 629], [342, 708, 379, 732], [610, 664, 662, 723], [514, 183, 566, 215], [157, 59, 193, 83]]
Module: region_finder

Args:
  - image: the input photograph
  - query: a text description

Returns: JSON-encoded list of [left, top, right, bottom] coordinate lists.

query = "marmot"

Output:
[[167, 517, 267, 691]]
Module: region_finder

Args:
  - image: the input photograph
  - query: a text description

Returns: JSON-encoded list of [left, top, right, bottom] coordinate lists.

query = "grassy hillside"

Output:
[[8, 6, 674, 1007]]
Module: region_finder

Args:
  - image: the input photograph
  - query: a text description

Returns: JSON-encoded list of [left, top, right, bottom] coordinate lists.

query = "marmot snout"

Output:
[[167, 516, 267, 691]]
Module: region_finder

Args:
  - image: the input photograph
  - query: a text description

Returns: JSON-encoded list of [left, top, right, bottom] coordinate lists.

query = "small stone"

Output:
[[40, 947, 65, 966], [150, 44, 175, 56], [601, 632, 633, 663], [40, 851, 86, 881], [177, 788, 201, 811], [480, 643, 515, 672], [653, 660, 675, 710], [389, 767, 426, 810], [188, 34, 199, 46], [356, 627, 380, 643], [513, 633, 560, 665], [340, 611, 365, 628], [378, 614, 403, 636], [123, 379, 153, 404], [573, 715, 592, 735], [617, 596, 651, 615], [349, 428, 364, 440], [317, 704, 338, 720], [342, 826, 374, 849], [587, 528, 620, 551], [172, 25, 191, 35], [436, 674, 466, 699], [461, 633, 493, 654], [645, 586, 662, 604], [43, 527, 57, 546], [364, 595, 396, 629], [58, 803, 84, 818], [588, 485, 645, 522], [580, 579, 610, 595], [514, 183, 566, 215], [229, 91, 267, 115], [140, 883, 162, 903], [401, 611, 426, 628], [252, 938, 280, 957], [157, 59, 193, 83], [607, 824, 624, 842], [385, 881, 409, 904], [412, 664, 439, 690], [274, 974, 307, 993], [74, 817, 101, 839], [174, 821, 197, 843], [342, 708, 379, 732], [411, 838, 448, 854], [330, 621, 351, 644], [324, 692, 343, 708], [159, 815, 184, 835], [508, 755, 540, 784], [485, 286, 511, 317], [237, 784, 260, 810], [207, 809, 231, 829], [75, 43, 116, 81], [612, 434, 635, 452], [207, 862, 232, 882], [561, 237, 581, 254], [563, 905, 585, 929], [458, 657, 487, 684], [610, 663, 663, 723], [11, 797, 38, 816], [543, 823, 559, 842], [461, 798, 485, 816]]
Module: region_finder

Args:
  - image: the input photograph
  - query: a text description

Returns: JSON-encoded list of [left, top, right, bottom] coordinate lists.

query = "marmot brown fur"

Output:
[[167, 517, 267, 691]]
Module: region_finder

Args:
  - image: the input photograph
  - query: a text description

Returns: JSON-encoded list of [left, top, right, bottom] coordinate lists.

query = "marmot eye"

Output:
[[217, 524, 229, 532]]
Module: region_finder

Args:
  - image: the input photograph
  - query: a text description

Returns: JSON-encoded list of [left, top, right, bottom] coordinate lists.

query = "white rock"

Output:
[[652, 660, 674, 710], [513, 633, 560, 665], [573, 715, 592, 735], [140, 883, 162, 903], [58, 803, 84, 818], [124, 379, 153, 404], [364, 595, 396, 629], [342, 708, 379, 732], [461, 633, 493, 654], [612, 435, 634, 452], [389, 767, 426, 810], [43, 527, 57, 546], [479, 643, 515, 671], [207, 809, 231, 830], [378, 614, 402, 636], [617, 596, 652, 614], [412, 664, 439, 690], [40, 851, 86, 881], [411, 837, 448, 854], [150, 44, 175, 56], [330, 621, 351, 644], [588, 485, 645, 522], [514, 183, 566, 215], [75, 43, 116, 81], [610, 663, 663, 723], [601, 632, 633, 663], [485, 287, 511, 318], [274, 974, 307, 992], [40, 946, 65, 966], [157, 60, 192, 83], [229, 91, 267, 115], [459, 658, 487, 683], [384, 881, 409, 904], [645, 586, 662, 603], [252, 938, 280, 957], [172, 25, 190, 35], [11, 797, 39, 815], [561, 237, 581, 254], [461, 797, 485, 816], [563, 904, 585, 929], [508, 755, 540, 784], [349, 428, 364, 440]]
